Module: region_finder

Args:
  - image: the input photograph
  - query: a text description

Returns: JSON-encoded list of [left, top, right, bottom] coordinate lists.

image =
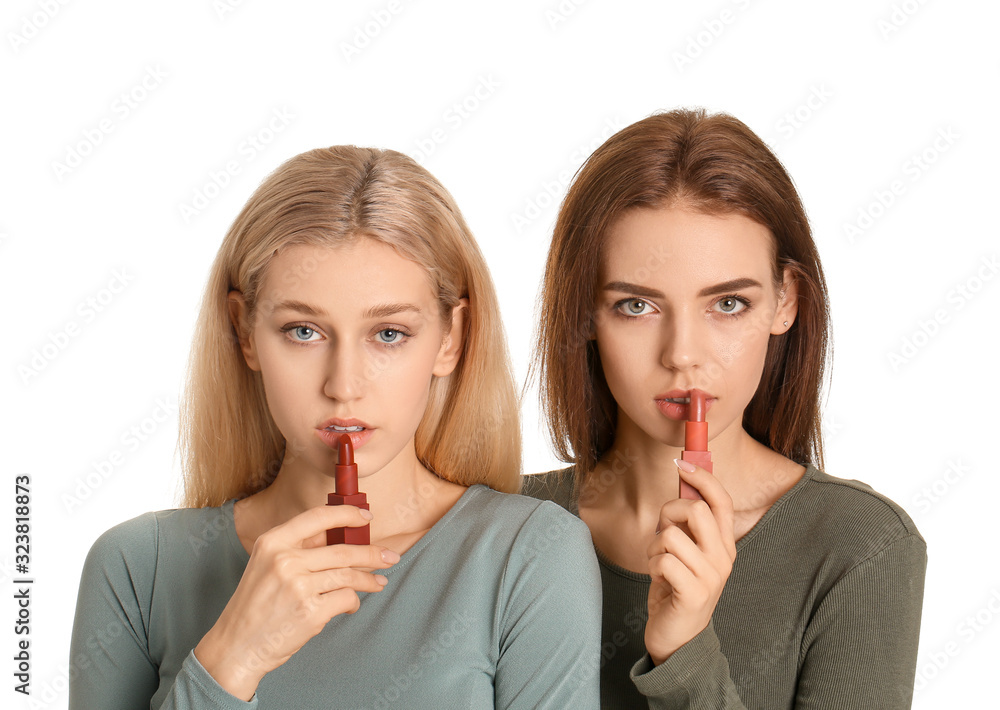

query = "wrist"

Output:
[[194, 632, 261, 701]]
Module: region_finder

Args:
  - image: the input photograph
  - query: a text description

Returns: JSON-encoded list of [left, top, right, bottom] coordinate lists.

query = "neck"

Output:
[[585, 416, 787, 517], [240, 438, 464, 546]]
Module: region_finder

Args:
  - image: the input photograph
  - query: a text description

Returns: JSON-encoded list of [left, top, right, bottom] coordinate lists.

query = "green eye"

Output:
[[714, 296, 748, 315]]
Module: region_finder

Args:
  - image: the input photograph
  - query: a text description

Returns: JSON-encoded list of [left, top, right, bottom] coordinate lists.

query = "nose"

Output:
[[659, 307, 708, 372], [322, 343, 367, 402]]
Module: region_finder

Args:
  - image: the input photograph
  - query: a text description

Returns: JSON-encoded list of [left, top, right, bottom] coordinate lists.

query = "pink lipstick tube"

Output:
[[326, 434, 370, 545], [679, 389, 713, 500]]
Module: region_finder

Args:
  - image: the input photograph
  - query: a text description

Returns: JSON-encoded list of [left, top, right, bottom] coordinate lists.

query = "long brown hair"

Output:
[[534, 108, 830, 477], [180, 146, 521, 507]]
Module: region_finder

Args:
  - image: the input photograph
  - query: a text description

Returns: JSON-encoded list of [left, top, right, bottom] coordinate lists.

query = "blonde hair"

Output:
[[180, 147, 520, 507]]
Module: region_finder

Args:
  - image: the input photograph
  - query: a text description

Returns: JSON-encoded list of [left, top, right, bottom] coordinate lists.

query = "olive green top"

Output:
[[522, 464, 926, 709]]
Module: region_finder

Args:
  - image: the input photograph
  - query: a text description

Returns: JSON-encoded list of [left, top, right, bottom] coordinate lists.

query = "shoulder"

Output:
[[83, 505, 236, 578], [799, 466, 922, 537], [458, 485, 594, 560], [772, 465, 926, 568], [518, 466, 577, 513]]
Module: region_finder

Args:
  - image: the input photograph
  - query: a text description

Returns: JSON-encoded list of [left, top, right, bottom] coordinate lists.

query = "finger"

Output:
[[316, 587, 363, 618], [302, 543, 400, 573], [684, 501, 736, 568], [272, 505, 374, 547], [675, 463, 736, 557], [658, 498, 736, 563], [647, 524, 719, 583], [648, 553, 698, 599], [311, 567, 389, 596]]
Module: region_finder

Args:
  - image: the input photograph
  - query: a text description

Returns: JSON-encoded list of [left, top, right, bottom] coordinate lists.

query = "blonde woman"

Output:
[[70, 147, 600, 709]]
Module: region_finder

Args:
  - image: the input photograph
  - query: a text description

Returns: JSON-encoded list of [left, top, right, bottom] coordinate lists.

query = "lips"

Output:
[[316, 418, 374, 451], [654, 389, 714, 421]]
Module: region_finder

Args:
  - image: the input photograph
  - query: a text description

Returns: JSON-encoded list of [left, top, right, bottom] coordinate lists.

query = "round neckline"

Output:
[[221, 485, 484, 573], [584, 464, 819, 581]]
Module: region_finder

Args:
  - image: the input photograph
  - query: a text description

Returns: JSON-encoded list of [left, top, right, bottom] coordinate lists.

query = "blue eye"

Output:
[[290, 325, 318, 341], [376, 328, 402, 344]]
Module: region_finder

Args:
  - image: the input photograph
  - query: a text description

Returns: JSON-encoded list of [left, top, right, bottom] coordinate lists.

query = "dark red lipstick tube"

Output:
[[680, 389, 713, 500], [326, 434, 370, 545]]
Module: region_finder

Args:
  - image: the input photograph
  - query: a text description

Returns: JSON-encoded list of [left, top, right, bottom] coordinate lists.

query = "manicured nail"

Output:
[[359, 509, 374, 520], [674, 458, 696, 473], [375, 575, 388, 586], [381, 549, 400, 564]]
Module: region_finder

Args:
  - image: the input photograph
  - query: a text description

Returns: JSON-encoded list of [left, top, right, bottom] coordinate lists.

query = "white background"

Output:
[[2, 0, 997, 707]]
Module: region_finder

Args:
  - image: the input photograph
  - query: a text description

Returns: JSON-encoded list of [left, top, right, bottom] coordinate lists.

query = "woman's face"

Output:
[[231, 239, 463, 480], [593, 205, 797, 448]]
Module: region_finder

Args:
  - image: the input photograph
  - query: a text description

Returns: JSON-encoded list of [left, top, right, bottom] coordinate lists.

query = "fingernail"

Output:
[[375, 574, 388, 586], [381, 549, 400, 564], [359, 509, 374, 520], [674, 458, 696, 473]]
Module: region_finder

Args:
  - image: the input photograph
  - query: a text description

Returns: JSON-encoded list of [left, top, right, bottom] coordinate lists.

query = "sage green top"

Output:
[[522, 464, 926, 709], [69, 484, 602, 709]]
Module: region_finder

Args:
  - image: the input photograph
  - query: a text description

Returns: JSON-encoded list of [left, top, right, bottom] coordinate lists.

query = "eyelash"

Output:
[[279, 323, 413, 349], [612, 295, 754, 320]]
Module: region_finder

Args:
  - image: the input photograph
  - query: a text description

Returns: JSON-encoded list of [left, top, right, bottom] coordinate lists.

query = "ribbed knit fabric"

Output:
[[522, 464, 926, 709]]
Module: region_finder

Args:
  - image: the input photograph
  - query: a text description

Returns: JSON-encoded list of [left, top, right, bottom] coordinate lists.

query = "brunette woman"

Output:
[[524, 109, 925, 709]]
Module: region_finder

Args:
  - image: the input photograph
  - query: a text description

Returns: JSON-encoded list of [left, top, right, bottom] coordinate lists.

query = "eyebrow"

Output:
[[602, 277, 763, 299], [271, 300, 425, 319]]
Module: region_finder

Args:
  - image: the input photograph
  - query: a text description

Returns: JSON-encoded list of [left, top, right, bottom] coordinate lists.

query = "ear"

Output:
[[433, 298, 468, 377], [770, 267, 799, 335], [227, 291, 261, 371]]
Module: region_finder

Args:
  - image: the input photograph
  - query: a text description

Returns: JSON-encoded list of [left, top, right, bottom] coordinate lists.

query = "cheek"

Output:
[[595, 327, 649, 397], [709, 322, 772, 394]]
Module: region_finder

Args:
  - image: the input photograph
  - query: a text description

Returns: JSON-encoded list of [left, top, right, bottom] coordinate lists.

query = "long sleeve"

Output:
[[68, 513, 254, 710], [794, 533, 926, 709], [494, 502, 603, 709], [629, 532, 926, 710], [630, 622, 748, 709]]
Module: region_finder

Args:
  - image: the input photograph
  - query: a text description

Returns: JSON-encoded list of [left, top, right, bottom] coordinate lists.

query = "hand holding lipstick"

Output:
[[194, 505, 398, 701], [644, 459, 736, 666]]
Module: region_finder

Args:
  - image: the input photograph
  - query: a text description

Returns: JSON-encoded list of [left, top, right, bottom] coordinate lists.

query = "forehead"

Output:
[[601, 207, 775, 284], [260, 240, 438, 307]]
